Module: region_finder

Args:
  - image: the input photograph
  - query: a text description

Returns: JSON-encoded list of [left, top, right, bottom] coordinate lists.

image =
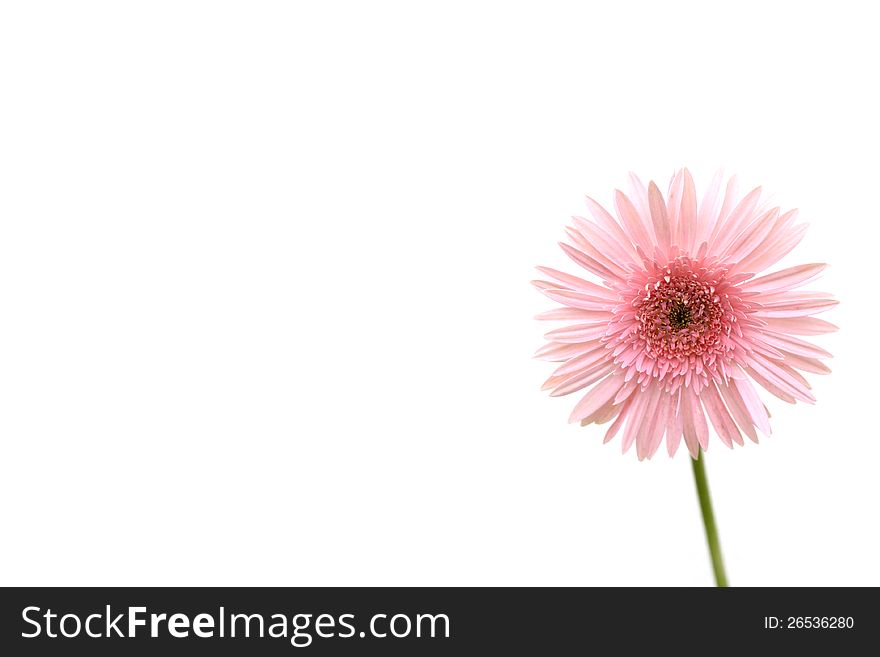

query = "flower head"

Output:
[[534, 169, 836, 459]]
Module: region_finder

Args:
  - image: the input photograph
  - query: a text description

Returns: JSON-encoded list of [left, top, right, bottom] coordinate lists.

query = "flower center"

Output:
[[629, 257, 732, 364], [606, 253, 749, 388], [668, 302, 692, 330]]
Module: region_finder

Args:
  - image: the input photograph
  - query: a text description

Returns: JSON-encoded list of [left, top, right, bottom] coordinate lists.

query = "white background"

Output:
[[1, 1, 877, 586]]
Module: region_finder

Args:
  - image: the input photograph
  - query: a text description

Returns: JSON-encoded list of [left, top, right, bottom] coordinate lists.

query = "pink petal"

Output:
[[745, 263, 827, 293], [761, 316, 838, 335], [580, 395, 622, 427], [568, 374, 625, 423], [700, 383, 743, 448], [539, 287, 618, 311], [733, 376, 772, 436], [647, 396, 671, 459], [565, 227, 630, 278], [738, 221, 808, 274], [715, 175, 741, 232], [534, 341, 599, 361], [758, 331, 832, 359], [723, 207, 779, 263], [535, 308, 613, 321], [756, 290, 834, 304], [718, 381, 759, 443], [746, 354, 816, 404], [534, 266, 620, 299], [584, 196, 640, 260], [677, 168, 697, 252], [551, 361, 616, 397], [544, 323, 610, 343], [627, 172, 652, 231], [648, 181, 671, 250], [613, 378, 639, 404], [603, 396, 634, 443], [709, 186, 762, 253], [559, 242, 619, 282], [636, 383, 663, 460], [552, 343, 610, 376], [544, 352, 609, 389], [695, 168, 724, 246], [572, 217, 639, 269], [591, 399, 623, 425], [775, 351, 831, 375], [681, 385, 708, 456], [665, 170, 684, 246], [665, 390, 684, 457], [614, 190, 654, 254], [746, 366, 797, 404], [620, 389, 650, 454], [754, 297, 838, 318]]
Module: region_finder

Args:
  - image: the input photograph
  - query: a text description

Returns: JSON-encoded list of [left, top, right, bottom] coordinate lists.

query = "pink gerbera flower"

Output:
[[534, 169, 836, 460]]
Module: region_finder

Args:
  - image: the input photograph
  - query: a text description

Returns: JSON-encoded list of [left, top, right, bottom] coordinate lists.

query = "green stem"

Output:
[[691, 451, 728, 587]]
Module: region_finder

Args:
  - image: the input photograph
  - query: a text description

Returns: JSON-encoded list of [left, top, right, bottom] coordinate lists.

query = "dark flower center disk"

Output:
[[668, 302, 692, 330]]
